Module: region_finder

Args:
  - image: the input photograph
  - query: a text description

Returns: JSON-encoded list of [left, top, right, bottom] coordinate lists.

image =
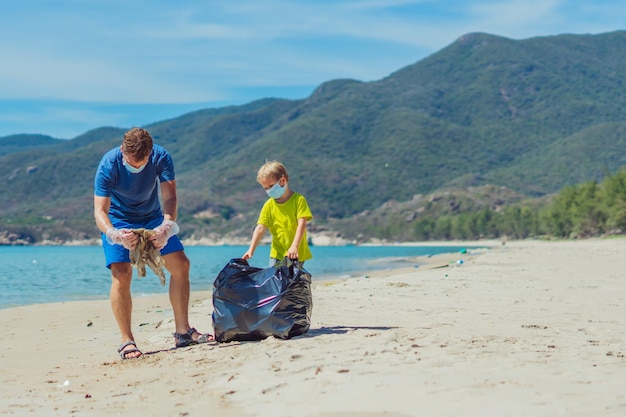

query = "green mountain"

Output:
[[0, 134, 62, 156], [2, 31, 626, 243]]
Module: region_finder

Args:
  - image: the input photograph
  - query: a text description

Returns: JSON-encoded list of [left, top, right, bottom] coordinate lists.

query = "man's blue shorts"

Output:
[[101, 216, 184, 269]]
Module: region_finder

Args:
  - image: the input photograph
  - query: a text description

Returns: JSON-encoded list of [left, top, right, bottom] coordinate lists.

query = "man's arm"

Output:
[[94, 195, 114, 233], [150, 180, 179, 249], [94, 195, 137, 248], [160, 180, 178, 221]]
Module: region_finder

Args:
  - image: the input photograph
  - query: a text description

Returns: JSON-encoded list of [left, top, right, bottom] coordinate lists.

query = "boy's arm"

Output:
[[287, 217, 307, 260], [243, 223, 267, 260]]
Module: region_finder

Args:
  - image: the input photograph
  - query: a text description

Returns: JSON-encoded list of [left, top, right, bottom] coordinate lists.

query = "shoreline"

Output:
[[0, 246, 481, 311], [8, 236, 506, 247]]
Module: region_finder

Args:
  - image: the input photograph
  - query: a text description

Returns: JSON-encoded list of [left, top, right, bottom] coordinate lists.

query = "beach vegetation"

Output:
[[331, 167, 626, 242]]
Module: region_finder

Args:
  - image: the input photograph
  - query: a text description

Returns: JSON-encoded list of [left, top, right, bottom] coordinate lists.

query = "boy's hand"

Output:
[[287, 246, 299, 260], [242, 251, 253, 260]]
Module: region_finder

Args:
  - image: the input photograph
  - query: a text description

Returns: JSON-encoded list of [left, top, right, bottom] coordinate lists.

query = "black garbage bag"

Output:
[[212, 258, 313, 342]]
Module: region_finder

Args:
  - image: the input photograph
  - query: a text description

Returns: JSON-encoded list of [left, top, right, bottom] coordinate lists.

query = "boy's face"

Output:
[[259, 176, 286, 191]]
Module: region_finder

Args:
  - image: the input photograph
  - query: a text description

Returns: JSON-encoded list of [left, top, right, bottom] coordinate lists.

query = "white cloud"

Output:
[[465, 0, 626, 38], [1, 0, 625, 137], [0, 45, 227, 103]]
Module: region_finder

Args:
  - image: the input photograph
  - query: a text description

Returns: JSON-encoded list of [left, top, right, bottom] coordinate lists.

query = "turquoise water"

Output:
[[0, 245, 473, 309]]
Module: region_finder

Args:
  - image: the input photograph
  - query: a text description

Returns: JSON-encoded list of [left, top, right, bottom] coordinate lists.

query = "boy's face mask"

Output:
[[266, 181, 286, 199]]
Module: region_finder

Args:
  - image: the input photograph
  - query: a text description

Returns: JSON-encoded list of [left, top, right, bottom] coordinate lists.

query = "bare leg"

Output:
[[110, 262, 141, 358], [162, 250, 211, 344], [162, 251, 193, 335]]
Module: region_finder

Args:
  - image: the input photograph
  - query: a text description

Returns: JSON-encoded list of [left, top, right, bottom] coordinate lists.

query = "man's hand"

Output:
[[106, 228, 138, 250], [150, 220, 179, 250]]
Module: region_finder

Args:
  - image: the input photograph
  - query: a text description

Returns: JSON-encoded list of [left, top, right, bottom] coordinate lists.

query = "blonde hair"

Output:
[[257, 160, 289, 183], [122, 127, 153, 160]]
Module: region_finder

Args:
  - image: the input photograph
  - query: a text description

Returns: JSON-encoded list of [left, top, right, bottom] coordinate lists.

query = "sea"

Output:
[[0, 244, 475, 309]]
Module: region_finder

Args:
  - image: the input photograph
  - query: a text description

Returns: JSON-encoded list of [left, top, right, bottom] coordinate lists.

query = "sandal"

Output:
[[118, 340, 142, 359], [174, 327, 214, 348]]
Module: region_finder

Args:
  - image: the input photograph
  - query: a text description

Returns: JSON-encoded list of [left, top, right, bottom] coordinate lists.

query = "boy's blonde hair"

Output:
[[257, 161, 289, 183]]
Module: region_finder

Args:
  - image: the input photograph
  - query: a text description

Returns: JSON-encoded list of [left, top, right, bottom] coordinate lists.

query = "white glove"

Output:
[[151, 220, 179, 249], [105, 228, 135, 249]]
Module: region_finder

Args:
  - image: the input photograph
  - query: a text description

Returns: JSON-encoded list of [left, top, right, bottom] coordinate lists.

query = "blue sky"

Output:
[[1, 1, 624, 139]]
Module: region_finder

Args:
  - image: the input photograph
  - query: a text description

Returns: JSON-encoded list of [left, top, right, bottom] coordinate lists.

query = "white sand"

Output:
[[1, 238, 625, 417]]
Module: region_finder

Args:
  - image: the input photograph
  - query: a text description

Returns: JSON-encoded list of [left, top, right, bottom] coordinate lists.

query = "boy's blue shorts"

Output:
[[101, 216, 185, 269]]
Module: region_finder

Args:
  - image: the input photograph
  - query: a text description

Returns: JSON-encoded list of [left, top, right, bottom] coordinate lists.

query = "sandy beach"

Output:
[[1, 238, 625, 417]]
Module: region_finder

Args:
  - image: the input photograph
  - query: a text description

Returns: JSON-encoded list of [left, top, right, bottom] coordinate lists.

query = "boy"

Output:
[[243, 161, 313, 265]]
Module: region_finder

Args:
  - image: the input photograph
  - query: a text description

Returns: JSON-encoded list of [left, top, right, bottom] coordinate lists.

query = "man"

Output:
[[94, 127, 212, 359]]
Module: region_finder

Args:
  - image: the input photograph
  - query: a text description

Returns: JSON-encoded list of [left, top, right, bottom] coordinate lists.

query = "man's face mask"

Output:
[[123, 159, 147, 174]]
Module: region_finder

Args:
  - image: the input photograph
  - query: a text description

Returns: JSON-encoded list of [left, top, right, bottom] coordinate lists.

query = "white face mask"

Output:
[[123, 159, 147, 174]]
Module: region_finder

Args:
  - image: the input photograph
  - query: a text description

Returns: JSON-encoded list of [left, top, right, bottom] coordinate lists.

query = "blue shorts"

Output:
[[101, 216, 184, 269]]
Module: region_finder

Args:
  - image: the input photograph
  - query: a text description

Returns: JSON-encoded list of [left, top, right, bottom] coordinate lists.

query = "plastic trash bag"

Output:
[[212, 258, 313, 342]]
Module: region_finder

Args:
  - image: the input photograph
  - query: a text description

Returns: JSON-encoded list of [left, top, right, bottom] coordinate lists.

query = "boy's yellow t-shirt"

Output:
[[257, 192, 313, 262]]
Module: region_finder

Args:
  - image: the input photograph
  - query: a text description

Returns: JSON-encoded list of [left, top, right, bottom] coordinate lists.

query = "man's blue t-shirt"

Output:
[[94, 145, 175, 223]]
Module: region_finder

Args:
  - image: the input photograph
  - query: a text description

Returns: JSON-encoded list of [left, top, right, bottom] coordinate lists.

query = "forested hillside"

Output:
[[2, 31, 626, 244]]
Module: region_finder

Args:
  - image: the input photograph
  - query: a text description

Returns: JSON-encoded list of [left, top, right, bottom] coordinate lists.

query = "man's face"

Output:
[[121, 149, 149, 169]]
